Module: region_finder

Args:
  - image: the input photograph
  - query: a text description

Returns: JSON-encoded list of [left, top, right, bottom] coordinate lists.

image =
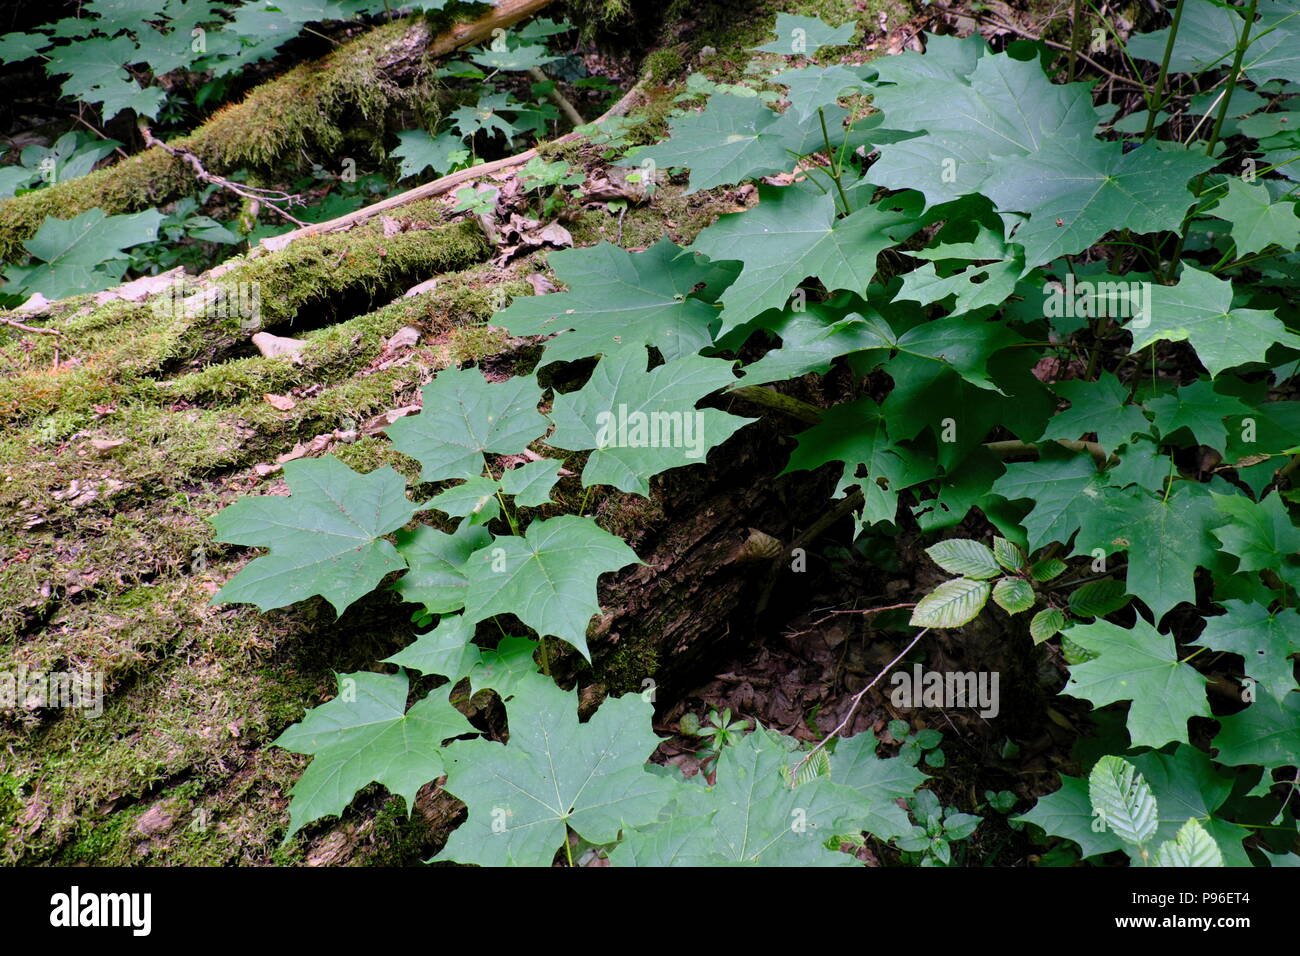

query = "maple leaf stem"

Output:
[[1067, 0, 1085, 82], [816, 107, 852, 216], [1142, 0, 1188, 140]]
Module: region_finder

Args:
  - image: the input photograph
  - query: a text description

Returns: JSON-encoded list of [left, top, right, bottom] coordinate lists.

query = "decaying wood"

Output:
[[259, 80, 648, 252]]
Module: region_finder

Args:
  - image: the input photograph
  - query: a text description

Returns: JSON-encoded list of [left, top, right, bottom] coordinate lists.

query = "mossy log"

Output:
[[0, 0, 560, 263]]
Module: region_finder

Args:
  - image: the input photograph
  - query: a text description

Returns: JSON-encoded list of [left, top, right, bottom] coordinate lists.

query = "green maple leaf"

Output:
[[1213, 692, 1300, 770], [733, 304, 891, 386], [1063, 618, 1211, 748], [449, 92, 518, 141], [784, 396, 938, 524], [9, 207, 164, 298], [1119, 483, 1222, 621], [386, 367, 548, 482], [392, 521, 490, 615], [547, 346, 753, 496], [211, 456, 420, 615], [462, 515, 640, 660], [1147, 378, 1253, 451], [612, 727, 904, 867], [391, 129, 469, 179], [991, 450, 1104, 552], [274, 671, 477, 839], [437, 674, 680, 866], [1043, 373, 1151, 455], [492, 238, 720, 364], [470, 42, 559, 72], [1127, 265, 1300, 377], [385, 615, 541, 698], [499, 457, 563, 507], [621, 94, 826, 193], [756, 13, 856, 55], [427, 476, 501, 524], [1211, 491, 1300, 577], [868, 51, 1105, 208], [984, 138, 1213, 269], [1194, 600, 1300, 704], [385, 614, 482, 680], [895, 257, 1021, 317], [774, 64, 871, 120], [1015, 775, 1124, 859], [1207, 178, 1300, 256], [690, 186, 924, 333]]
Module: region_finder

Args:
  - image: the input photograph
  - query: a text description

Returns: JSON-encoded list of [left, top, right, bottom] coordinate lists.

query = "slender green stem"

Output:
[[577, 485, 593, 517], [1143, 0, 1187, 140], [817, 107, 852, 216], [1068, 0, 1085, 81], [1169, 0, 1259, 278], [1206, 0, 1259, 157]]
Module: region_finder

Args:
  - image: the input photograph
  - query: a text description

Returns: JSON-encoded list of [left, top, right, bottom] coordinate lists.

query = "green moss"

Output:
[[642, 48, 685, 83]]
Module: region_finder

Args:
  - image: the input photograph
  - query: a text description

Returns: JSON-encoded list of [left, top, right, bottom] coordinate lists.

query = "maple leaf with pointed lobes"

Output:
[[612, 727, 911, 867], [491, 238, 720, 365], [984, 138, 1214, 270], [437, 673, 681, 867], [756, 13, 857, 55], [1210, 491, 1300, 593], [783, 396, 938, 525], [867, 51, 1106, 208], [462, 515, 641, 660], [1128, 265, 1300, 376], [1042, 372, 1151, 455], [386, 366, 548, 483], [620, 94, 841, 194], [274, 672, 477, 839], [1207, 178, 1300, 256], [1147, 379, 1253, 452], [547, 346, 753, 496], [1118, 482, 1222, 622], [391, 521, 490, 616], [690, 186, 925, 335], [1063, 618, 1211, 749], [210, 456, 421, 616], [1194, 600, 1300, 704], [991, 450, 1105, 552]]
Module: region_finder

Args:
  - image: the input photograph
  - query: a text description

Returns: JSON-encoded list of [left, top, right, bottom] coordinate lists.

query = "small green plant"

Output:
[[888, 719, 946, 769], [518, 156, 583, 218], [683, 706, 752, 769], [897, 790, 982, 866]]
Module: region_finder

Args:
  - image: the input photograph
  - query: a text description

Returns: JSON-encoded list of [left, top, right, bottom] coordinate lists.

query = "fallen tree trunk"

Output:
[[0, 0, 559, 262]]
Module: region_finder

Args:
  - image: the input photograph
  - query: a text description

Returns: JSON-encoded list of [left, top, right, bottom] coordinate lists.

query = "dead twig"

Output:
[[789, 627, 931, 781], [137, 123, 309, 227], [2, 316, 63, 336]]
